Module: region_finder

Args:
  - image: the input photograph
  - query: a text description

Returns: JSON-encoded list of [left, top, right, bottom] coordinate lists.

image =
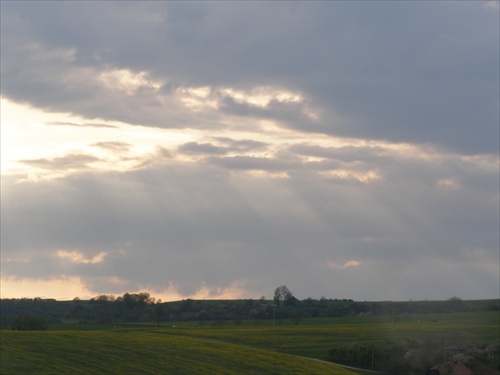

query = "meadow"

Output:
[[165, 312, 500, 359], [0, 329, 357, 375], [1, 311, 498, 374]]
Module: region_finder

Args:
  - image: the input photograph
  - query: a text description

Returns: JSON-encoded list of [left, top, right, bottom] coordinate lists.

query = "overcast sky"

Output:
[[1, 1, 499, 302]]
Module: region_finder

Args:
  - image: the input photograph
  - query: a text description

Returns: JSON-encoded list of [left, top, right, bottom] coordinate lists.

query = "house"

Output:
[[426, 363, 474, 375]]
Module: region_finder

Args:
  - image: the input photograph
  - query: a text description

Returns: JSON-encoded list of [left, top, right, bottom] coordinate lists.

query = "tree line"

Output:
[[329, 339, 499, 375], [1, 287, 498, 329]]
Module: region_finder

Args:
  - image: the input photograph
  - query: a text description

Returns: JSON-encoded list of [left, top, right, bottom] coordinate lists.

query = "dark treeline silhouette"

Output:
[[329, 339, 500, 375], [1, 290, 498, 328], [9, 314, 48, 331]]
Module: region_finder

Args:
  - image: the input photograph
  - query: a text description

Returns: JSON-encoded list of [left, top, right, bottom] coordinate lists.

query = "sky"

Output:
[[1, 1, 499, 302]]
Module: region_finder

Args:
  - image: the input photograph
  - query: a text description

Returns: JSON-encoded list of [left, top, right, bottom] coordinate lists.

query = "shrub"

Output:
[[10, 314, 48, 330]]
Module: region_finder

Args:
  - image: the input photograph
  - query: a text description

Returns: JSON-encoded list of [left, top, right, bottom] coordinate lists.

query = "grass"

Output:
[[1, 311, 497, 374], [0, 330, 358, 375], [157, 311, 499, 360]]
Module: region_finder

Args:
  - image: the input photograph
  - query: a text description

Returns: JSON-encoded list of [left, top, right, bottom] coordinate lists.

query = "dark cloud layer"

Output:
[[2, 149, 498, 300], [1, 1, 498, 153]]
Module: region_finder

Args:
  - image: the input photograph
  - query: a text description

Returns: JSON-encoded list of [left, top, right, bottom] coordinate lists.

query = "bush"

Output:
[[10, 314, 48, 330]]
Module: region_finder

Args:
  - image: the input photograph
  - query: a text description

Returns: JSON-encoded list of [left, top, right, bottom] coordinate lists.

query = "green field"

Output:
[[1, 312, 498, 374], [166, 312, 500, 360], [0, 329, 357, 375]]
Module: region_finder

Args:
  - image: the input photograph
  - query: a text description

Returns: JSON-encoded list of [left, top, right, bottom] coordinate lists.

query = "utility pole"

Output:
[[260, 303, 277, 326]]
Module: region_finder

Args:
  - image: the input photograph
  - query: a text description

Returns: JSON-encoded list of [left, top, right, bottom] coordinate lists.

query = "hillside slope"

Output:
[[0, 329, 359, 375]]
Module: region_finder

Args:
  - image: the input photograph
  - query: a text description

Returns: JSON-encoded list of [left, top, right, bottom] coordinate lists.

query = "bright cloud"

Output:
[[56, 250, 107, 265], [98, 69, 163, 95], [220, 87, 303, 107], [328, 260, 362, 270], [177, 86, 219, 111], [146, 281, 257, 302], [0, 275, 95, 300]]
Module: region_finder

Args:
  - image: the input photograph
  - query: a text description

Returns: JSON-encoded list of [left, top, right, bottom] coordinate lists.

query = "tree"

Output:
[[10, 314, 48, 330], [274, 285, 293, 306], [447, 296, 464, 312]]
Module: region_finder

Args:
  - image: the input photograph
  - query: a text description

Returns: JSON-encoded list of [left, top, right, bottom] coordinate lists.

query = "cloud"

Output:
[[328, 260, 361, 270], [211, 137, 268, 152], [46, 121, 118, 129], [484, 1, 500, 11], [208, 155, 293, 173], [0, 275, 94, 300], [1, 1, 497, 153], [56, 250, 107, 265], [2, 143, 498, 300], [19, 153, 101, 171], [178, 142, 228, 155], [1, 1, 498, 301], [90, 141, 132, 153], [97, 68, 163, 95], [145, 281, 257, 302]]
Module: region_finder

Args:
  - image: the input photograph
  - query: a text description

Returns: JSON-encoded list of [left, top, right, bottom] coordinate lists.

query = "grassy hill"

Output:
[[0, 329, 358, 375], [157, 311, 500, 359], [2, 311, 498, 374]]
